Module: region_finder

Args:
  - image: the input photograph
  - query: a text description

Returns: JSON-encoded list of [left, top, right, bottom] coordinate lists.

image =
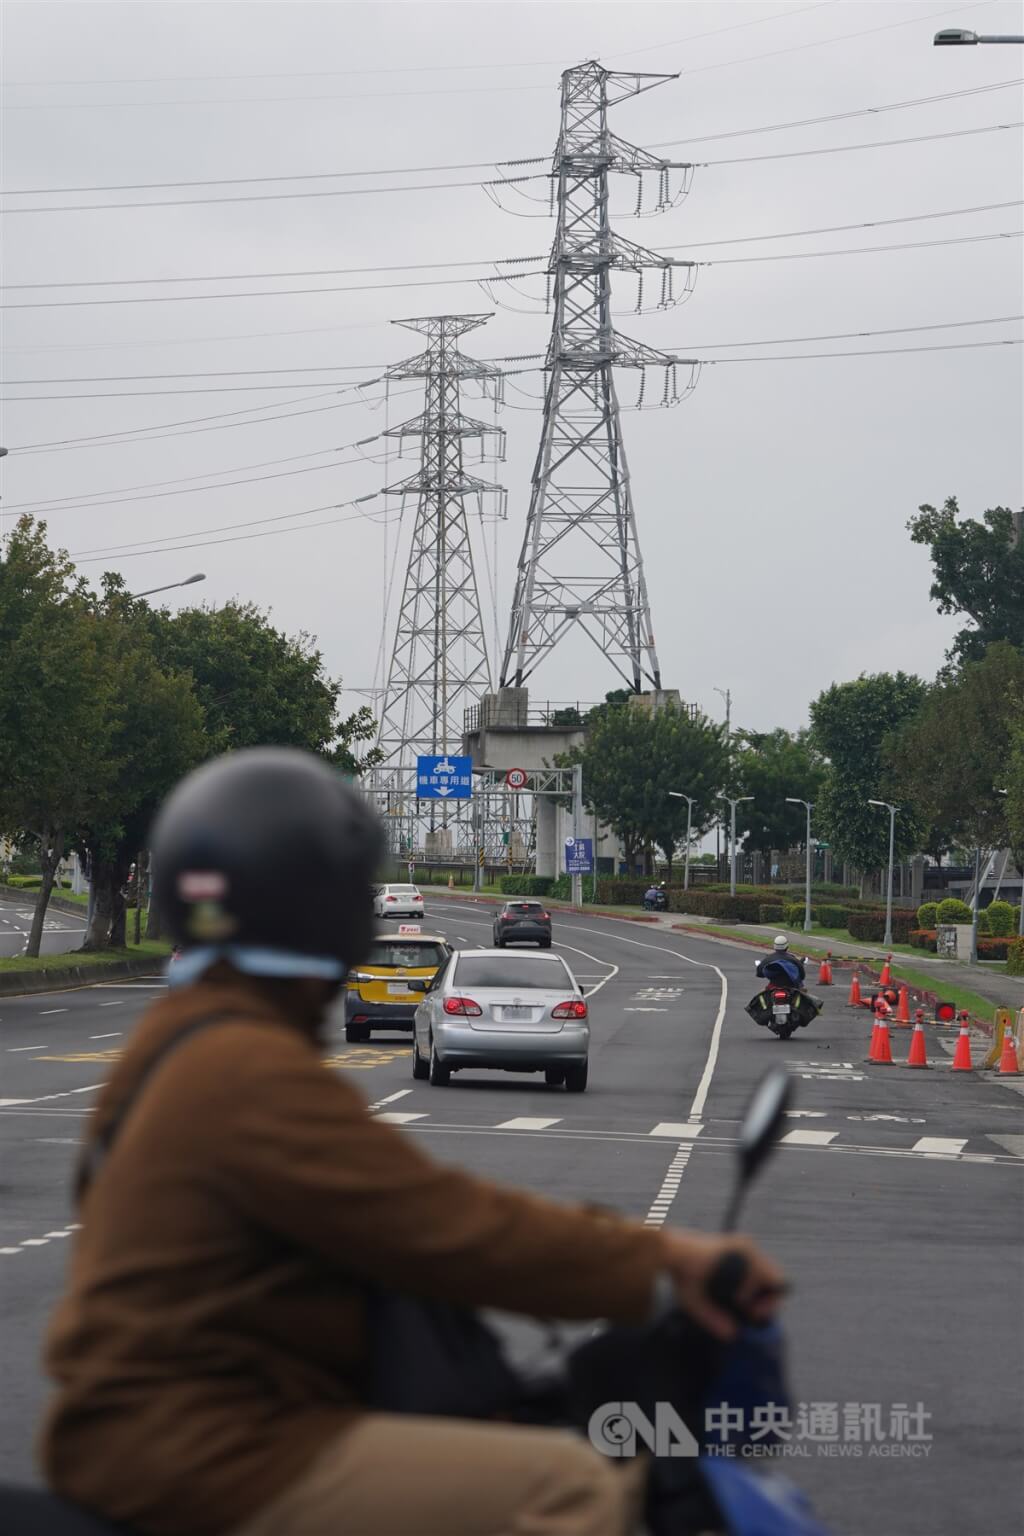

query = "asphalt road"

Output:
[[0, 895, 88, 959], [1, 897, 1022, 1536]]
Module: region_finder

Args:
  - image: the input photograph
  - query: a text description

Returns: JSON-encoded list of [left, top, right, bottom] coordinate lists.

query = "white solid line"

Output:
[[39, 1009, 68, 1015], [911, 1136, 967, 1155], [90, 1032, 121, 1039], [781, 1129, 839, 1146], [372, 1089, 412, 1107], [495, 1116, 563, 1131], [650, 1122, 704, 1138], [98, 1001, 124, 1008], [375, 1111, 428, 1125], [8, 1045, 48, 1052]]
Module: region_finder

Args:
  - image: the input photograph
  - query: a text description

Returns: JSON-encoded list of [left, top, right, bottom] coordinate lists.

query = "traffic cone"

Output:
[[896, 985, 911, 1025], [817, 953, 833, 986], [879, 954, 892, 987], [951, 1012, 973, 1072], [904, 1016, 930, 1069], [997, 1026, 1021, 1076], [848, 973, 862, 1008], [868, 999, 894, 1064], [447, 874, 454, 890]]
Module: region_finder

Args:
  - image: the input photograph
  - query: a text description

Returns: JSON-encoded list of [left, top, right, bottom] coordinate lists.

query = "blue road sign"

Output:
[[564, 836, 594, 875], [416, 754, 473, 800]]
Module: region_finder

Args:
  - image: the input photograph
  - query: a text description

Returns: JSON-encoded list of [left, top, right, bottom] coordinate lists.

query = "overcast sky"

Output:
[[1, 0, 1021, 740]]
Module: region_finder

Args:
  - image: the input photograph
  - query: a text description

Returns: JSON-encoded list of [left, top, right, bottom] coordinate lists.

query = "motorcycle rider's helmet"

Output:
[[151, 747, 384, 975], [773, 935, 789, 951]]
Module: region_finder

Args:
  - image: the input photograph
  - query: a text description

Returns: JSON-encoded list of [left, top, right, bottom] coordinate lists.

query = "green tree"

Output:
[[559, 701, 729, 876], [887, 642, 1021, 856], [908, 497, 1024, 663], [0, 520, 118, 955], [733, 729, 825, 856], [809, 672, 927, 886]]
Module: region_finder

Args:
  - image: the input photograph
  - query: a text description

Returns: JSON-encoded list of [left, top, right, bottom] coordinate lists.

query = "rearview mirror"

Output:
[[738, 1065, 792, 1184]]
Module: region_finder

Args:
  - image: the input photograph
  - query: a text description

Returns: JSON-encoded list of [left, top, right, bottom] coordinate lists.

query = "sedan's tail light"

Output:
[[385, 895, 396, 903], [443, 996, 483, 1017], [540, 912, 550, 921], [413, 891, 422, 900], [552, 999, 588, 1019]]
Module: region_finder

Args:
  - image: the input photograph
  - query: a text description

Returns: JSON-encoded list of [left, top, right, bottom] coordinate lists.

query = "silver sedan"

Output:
[[412, 948, 590, 1092]]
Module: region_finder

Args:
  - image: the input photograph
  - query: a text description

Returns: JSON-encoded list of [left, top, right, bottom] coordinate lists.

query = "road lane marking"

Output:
[[650, 1122, 704, 1138], [368, 1089, 412, 1109], [376, 1111, 428, 1125], [988, 1135, 1024, 1157], [911, 1137, 967, 1155], [781, 1129, 838, 1146], [644, 1143, 693, 1226], [39, 1009, 68, 1016], [7, 1045, 48, 1052], [0, 1083, 102, 1107], [90, 1032, 121, 1039], [624, 1007, 668, 1013], [0, 1223, 79, 1260], [495, 1117, 562, 1131], [98, 1001, 124, 1008]]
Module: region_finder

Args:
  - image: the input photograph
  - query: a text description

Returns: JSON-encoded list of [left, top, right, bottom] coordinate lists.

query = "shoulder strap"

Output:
[[74, 1010, 232, 1202]]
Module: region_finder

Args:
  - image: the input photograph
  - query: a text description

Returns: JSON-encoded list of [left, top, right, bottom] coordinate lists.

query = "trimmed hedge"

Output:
[[498, 876, 555, 897], [978, 937, 1014, 960], [666, 890, 767, 922], [759, 905, 786, 925], [846, 908, 917, 944], [985, 899, 1018, 937], [937, 897, 973, 924], [910, 928, 938, 952], [1006, 939, 1024, 976], [916, 902, 938, 930]]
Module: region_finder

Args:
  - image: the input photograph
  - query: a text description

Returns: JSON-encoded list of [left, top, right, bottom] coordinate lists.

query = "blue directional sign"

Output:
[[564, 836, 594, 875], [416, 754, 473, 800]]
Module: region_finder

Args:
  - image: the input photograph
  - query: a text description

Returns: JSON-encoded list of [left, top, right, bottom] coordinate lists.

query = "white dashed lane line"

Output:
[[7, 1045, 48, 1052], [90, 1032, 121, 1040], [38, 1009, 68, 1016]]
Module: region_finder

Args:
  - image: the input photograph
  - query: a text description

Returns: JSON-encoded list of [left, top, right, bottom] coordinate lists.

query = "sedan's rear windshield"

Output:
[[387, 885, 419, 894], [505, 902, 546, 913], [365, 941, 446, 968], [454, 956, 571, 990]]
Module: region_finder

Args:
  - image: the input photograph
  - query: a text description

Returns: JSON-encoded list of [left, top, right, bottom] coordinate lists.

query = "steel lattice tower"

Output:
[[376, 314, 505, 769], [500, 61, 694, 693]]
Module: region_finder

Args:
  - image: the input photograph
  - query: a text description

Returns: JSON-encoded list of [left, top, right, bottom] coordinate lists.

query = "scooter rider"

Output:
[[40, 749, 784, 1536], [756, 935, 806, 991]]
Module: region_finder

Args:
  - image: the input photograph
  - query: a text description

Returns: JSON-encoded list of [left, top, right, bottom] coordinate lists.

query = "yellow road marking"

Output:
[[37, 1049, 121, 1063]]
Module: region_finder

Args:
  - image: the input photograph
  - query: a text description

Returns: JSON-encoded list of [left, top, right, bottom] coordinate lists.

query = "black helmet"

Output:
[[151, 748, 383, 971]]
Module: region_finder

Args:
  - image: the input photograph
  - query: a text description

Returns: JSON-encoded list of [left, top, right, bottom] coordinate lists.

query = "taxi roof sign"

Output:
[[398, 923, 422, 934]]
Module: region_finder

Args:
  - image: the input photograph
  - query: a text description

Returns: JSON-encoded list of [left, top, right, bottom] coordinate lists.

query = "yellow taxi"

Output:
[[344, 926, 453, 1042]]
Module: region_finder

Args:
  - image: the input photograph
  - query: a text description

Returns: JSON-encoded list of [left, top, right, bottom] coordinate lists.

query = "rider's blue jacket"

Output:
[[756, 953, 805, 987]]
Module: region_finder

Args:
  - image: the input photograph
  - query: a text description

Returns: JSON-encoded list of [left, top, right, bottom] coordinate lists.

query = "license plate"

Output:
[[387, 983, 412, 996], [501, 1006, 531, 1020], [773, 1004, 790, 1017]]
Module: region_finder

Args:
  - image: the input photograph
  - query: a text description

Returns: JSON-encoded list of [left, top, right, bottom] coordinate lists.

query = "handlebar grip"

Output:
[[707, 1250, 750, 1319]]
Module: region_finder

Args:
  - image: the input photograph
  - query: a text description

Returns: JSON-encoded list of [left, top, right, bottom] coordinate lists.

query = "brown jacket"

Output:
[[41, 976, 668, 1536]]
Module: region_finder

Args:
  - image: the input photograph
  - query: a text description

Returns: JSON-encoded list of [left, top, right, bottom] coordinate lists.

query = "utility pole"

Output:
[[499, 61, 698, 694], [786, 798, 814, 932], [571, 762, 584, 908], [715, 685, 732, 882], [721, 796, 754, 897], [868, 800, 898, 949]]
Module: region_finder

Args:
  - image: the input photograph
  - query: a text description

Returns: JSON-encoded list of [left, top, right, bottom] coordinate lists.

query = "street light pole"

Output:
[[714, 685, 731, 881], [720, 795, 753, 897], [128, 573, 206, 599], [786, 798, 814, 932], [669, 792, 696, 890], [934, 28, 1024, 44], [868, 799, 898, 948]]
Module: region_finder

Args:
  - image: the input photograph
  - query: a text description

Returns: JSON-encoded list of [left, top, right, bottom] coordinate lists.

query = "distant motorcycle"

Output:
[[643, 884, 668, 912]]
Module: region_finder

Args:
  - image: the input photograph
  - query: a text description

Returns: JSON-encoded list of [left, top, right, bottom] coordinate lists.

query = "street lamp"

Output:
[[868, 799, 898, 948], [720, 794, 753, 897], [786, 798, 814, 932], [713, 686, 731, 880], [934, 28, 1024, 44], [128, 573, 206, 599], [668, 792, 696, 890]]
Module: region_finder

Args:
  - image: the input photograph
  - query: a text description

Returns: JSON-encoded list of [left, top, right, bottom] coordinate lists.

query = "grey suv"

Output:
[[492, 899, 553, 948]]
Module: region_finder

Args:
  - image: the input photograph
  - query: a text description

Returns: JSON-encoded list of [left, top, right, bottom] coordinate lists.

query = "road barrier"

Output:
[[951, 1012, 974, 1072], [904, 1014, 930, 1069]]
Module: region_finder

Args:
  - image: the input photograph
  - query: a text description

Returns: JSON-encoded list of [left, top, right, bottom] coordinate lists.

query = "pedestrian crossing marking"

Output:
[[649, 1122, 704, 1138], [781, 1129, 838, 1147], [910, 1137, 967, 1155], [494, 1116, 562, 1131], [375, 1111, 428, 1125]]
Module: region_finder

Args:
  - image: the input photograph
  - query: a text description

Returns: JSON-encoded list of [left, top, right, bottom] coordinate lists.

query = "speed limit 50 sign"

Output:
[[505, 767, 529, 790]]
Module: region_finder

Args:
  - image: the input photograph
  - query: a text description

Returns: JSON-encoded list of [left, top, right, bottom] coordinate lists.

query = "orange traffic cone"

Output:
[[905, 1016, 930, 1069], [879, 954, 892, 987], [817, 952, 833, 986], [848, 973, 862, 1008], [868, 999, 894, 1064], [447, 874, 455, 890], [997, 1026, 1020, 1076], [951, 1012, 973, 1072], [896, 985, 911, 1025]]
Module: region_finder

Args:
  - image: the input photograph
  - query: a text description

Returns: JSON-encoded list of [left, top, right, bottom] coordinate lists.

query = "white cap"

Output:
[[773, 935, 789, 951]]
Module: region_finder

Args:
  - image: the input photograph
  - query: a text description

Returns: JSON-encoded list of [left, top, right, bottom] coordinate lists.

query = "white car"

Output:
[[373, 883, 425, 919]]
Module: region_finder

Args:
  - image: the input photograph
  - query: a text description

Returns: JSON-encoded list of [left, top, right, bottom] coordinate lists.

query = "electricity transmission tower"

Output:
[[375, 314, 505, 772], [499, 60, 696, 693]]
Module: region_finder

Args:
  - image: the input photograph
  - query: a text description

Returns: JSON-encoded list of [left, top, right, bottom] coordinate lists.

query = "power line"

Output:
[[703, 229, 1023, 266], [70, 496, 389, 558], [703, 337, 1023, 362], [9, 3, 836, 86], [72, 503, 397, 563], [9, 199, 1015, 298], [12, 72, 1008, 197], [0, 268, 548, 312], [703, 119, 1022, 167]]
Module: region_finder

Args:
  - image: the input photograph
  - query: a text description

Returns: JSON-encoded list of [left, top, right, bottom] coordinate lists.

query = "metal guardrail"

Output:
[[464, 700, 599, 733]]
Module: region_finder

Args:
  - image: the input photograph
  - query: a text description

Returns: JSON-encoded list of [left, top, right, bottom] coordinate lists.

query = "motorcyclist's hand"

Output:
[[658, 1231, 786, 1341]]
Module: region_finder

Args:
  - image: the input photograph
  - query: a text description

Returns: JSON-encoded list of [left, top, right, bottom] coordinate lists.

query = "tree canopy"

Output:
[[908, 497, 1024, 664], [733, 729, 825, 856]]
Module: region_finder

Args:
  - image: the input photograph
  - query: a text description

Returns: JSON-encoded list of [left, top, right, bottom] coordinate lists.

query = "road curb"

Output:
[[0, 958, 163, 998], [0, 887, 87, 919]]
